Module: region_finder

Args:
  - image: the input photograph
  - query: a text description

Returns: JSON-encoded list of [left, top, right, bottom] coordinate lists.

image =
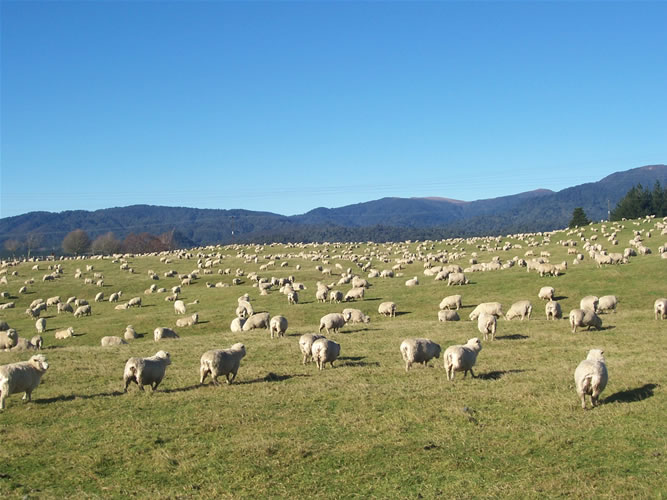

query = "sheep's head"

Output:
[[30, 354, 49, 372], [434, 344, 442, 359], [6, 329, 18, 342], [467, 337, 482, 352], [155, 351, 172, 365], [587, 349, 605, 362]]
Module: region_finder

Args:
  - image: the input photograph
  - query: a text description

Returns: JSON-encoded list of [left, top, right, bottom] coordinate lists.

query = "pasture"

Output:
[[1, 218, 666, 498]]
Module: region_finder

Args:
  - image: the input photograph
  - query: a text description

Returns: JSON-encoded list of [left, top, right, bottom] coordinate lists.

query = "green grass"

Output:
[[1, 219, 666, 498]]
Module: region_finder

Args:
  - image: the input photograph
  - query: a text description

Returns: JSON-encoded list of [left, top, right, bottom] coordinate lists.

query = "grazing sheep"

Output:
[[109, 291, 122, 303], [505, 300, 532, 321], [545, 300, 563, 320], [378, 301, 397, 317], [230, 317, 246, 332], [469, 302, 504, 321], [236, 300, 254, 318], [55, 327, 75, 340], [318, 313, 346, 334], [101, 336, 128, 347], [57, 302, 73, 314], [176, 313, 199, 328], [344, 287, 365, 301], [444, 337, 483, 381], [123, 351, 172, 392], [655, 298, 667, 320], [288, 291, 299, 305], [329, 290, 343, 304], [569, 309, 602, 333], [538, 286, 555, 301], [73, 305, 91, 317], [400, 338, 441, 372], [438, 310, 460, 322], [270, 315, 288, 338], [127, 297, 142, 308], [574, 349, 608, 409], [477, 312, 497, 341], [200, 343, 246, 385], [580, 295, 599, 313], [35, 318, 46, 333], [124, 325, 138, 340], [598, 295, 618, 314], [299, 334, 326, 364], [447, 272, 469, 286], [0, 354, 49, 409], [342, 308, 370, 324], [242, 312, 271, 331], [0, 329, 19, 350], [439, 295, 462, 311], [153, 327, 179, 341], [311, 338, 341, 370], [95, 292, 104, 302]]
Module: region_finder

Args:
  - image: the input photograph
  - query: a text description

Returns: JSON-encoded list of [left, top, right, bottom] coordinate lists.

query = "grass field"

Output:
[[1, 219, 666, 498]]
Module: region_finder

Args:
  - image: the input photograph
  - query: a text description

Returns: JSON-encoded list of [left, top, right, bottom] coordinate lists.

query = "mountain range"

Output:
[[1, 164, 665, 253]]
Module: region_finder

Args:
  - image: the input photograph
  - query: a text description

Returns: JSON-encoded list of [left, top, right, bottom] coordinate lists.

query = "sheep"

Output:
[[545, 300, 563, 320], [344, 287, 365, 301], [172, 300, 187, 315], [444, 337, 482, 381], [57, 302, 73, 314], [287, 291, 299, 305], [101, 336, 128, 347], [123, 350, 171, 392], [447, 272, 469, 286], [153, 327, 180, 341], [400, 338, 441, 372], [109, 291, 122, 302], [329, 290, 343, 304], [73, 305, 91, 318], [469, 302, 504, 321], [655, 298, 667, 320], [318, 313, 346, 334], [574, 349, 608, 409], [55, 327, 75, 340], [438, 310, 460, 322], [35, 318, 46, 333], [298, 334, 326, 364], [439, 295, 462, 311], [200, 343, 246, 385], [124, 325, 138, 340], [270, 315, 288, 338], [378, 301, 397, 317], [0, 354, 49, 409], [477, 312, 497, 341], [115, 302, 129, 310], [10, 336, 43, 352], [127, 297, 142, 308], [569, 309, 602, 333], [538, 286, 555, 301], [0, 329, 19, 350], [176, 313, 199, 328], [580, 295, 599, 313], [236, 300, 254, 318], [505, 300, 532, 321], [315, 287, 329, 303], [598, 295, 618, 313], [342, 308, 370, 324], [0, 302, 15, 310], [230, 317, 246, 332], [242, 312, 271, 331], [94, 292, 104, 302], [311, 338, 341, 370], [405, 276, 419, 287]]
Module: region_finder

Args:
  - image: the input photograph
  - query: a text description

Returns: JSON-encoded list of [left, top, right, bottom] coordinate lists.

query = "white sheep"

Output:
[[199, 343, 246, 385], [311, 338, 341, 370], [569, 309, 602, 333], [438, 310, 460, 322], [236, 300, 254, 318], [230, 317, 246, 332], [580, 295, 599, 313], [73, 305, 91, 318], [655, 298, 667, 320], [124, 325, 138, 340], [270, 315, 288, 338], [444, 337, 482, 381], [0, 329, 19, 350], [94, 292, 104, 302], [538, 286, 555, 301], [153, 327, 180, 341], [505, 300, 532, 321], [597, 295, 618, 313], [400, 338, 441, 372], [11, 335, 43, 351], [439, 295, 462, 311], [477, 312, 497, 341], [342, 308, 370, 324], [35, 318, 46, 333], [545, 300, 562, 320], [176, 313, 199, 328], [298, 334, 326, 364], [344, 287, 365, 301], [109, 291, 122, 302], [405, 276, 419, 287], [55, 327, 75, 340], [378, 301, 397, 317], [123, 351, 171, 392], [101, 336, 128, 347], [57, 302, 73, 314], [0, 354, 49, 409], [574, 349, 608, 409], [329, 290, 343, 304], [318, 313, 346, 334], [242, 312, 271, 331], [469, 302, 504, 321], [127, 297, 142, 308], [288, 291, 299, 305], [447, 272, 469, 286]]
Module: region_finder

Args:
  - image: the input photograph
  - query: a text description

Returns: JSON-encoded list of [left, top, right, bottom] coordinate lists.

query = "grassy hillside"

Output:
[[1, 218, 666, 498]]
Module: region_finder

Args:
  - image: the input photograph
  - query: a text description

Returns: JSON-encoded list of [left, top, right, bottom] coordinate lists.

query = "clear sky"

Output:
[[1, 1, 666, 219]]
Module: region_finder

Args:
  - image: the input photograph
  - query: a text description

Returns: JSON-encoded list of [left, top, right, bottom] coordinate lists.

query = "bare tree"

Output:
[[91, 232, 122, 255], [25, 232, 42, 259], [62, 229, 91, 256], [4, 239, 21, 258]]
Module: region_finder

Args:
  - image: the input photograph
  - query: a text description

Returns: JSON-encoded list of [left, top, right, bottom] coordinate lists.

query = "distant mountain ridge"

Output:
[[1, 164, 665, 252]]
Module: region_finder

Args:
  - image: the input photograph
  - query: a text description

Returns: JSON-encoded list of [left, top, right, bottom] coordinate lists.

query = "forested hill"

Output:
[[1, 164, 665, 253]]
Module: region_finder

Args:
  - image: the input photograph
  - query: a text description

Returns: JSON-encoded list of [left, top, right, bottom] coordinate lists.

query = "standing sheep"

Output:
[[73, 305, 91, 318], [439, 295, 462, 311], [35, 318, 46, 334], [545, 300, 563, 320], [378, 301, 397, 317], [199, 343, 246, 385], [598, 295, 618, 313], [0, 354, 49, 409], [318, 313, 346, 334], [342, 308, 371, 324], [505, 300, 532, 321], [469, 302, 504, 321], [477, 312, 497, 341], [580, 296, 599, 313], [242, 312, 271, 331], [447, 272, 469, 286], [127, 297, 142, 308], [344, 287, 365, 301], [538, 286, 555, 301], [444, 338, 482, 381], [400, 338, 441, 372], [123, 351, 172, 392], [329, 290, 343, 304], [655, 298, 667, 320], [174, 300, 187, 315], [569, 309, 602, 333], [574, 349, 608, 409], [298, 334, 325, 364], [270, 315, 288, 338], [311, 338, 341, 370]]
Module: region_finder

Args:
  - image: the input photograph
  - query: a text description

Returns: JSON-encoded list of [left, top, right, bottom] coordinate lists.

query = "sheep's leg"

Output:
[[468, 368, 476, 379], [200, 367, 209, 385], [22, 390, 32, 402], [151, 381, 160, 392], [227, 371, 236, 385]]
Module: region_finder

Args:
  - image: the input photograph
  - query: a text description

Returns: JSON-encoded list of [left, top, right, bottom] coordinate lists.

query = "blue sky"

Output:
[[1, 1, 666, 219]]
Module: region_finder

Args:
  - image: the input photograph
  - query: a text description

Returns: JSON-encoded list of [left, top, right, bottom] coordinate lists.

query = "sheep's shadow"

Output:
[[361, 297, 382, 302], [35, 390, 125, 404], [238, 373, 309, 385], [340, 360, 380, 368], [603, 384, 658, 404], [554, 295, 568, 301], [197, 320, 211, 325], [476, 369, 531, 381], [339, 356, 365, 361], [394, 311, 411, 317], [495, 334, 529, 340], [350, 327, 382, 333], [162, 384, 201, 394]]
